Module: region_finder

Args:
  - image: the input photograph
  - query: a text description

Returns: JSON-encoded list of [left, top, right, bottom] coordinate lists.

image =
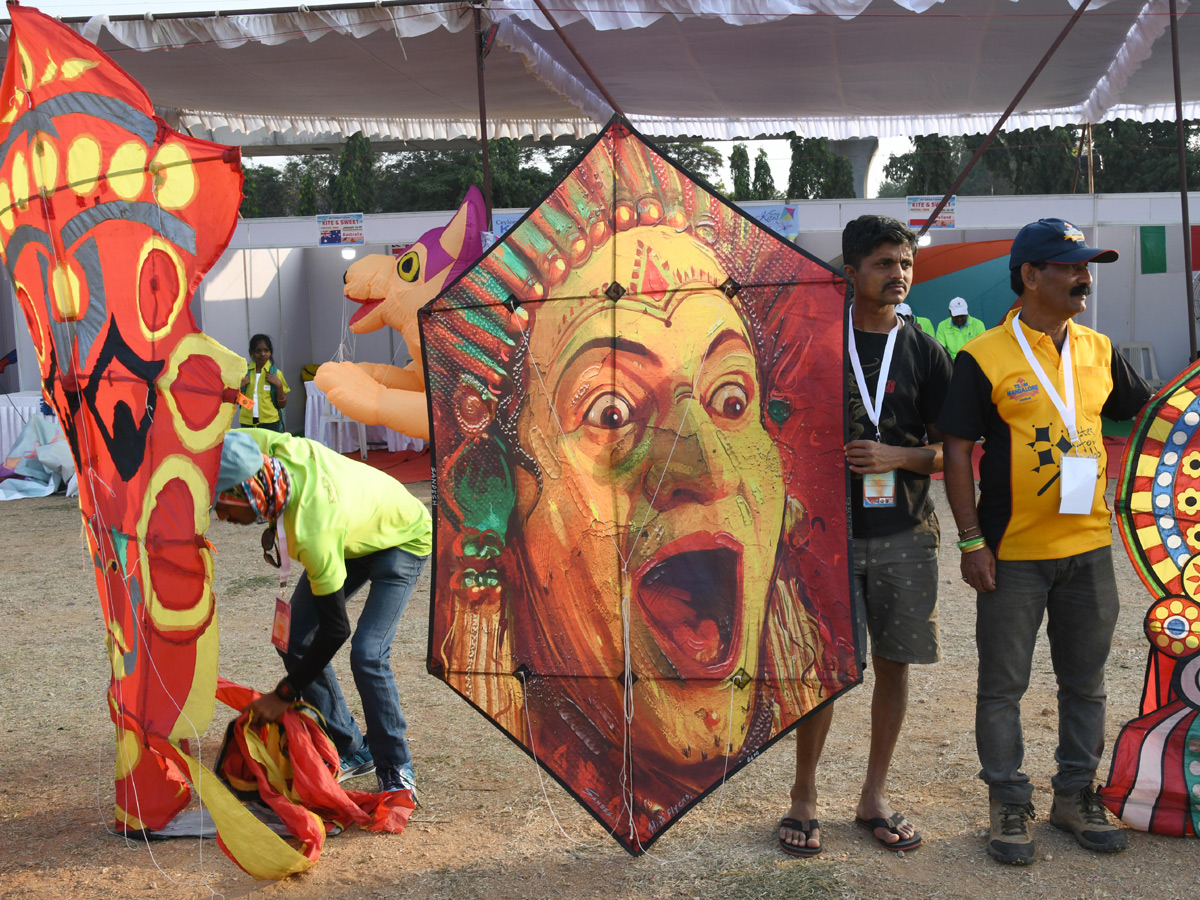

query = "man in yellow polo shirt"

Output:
[[937, 218, 1151, 865], [214, 430, 432, 795]]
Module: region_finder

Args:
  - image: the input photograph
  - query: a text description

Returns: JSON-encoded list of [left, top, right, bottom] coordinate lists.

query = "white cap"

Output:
[[949, 296, 969, 316], [895, 302, 913, 316]]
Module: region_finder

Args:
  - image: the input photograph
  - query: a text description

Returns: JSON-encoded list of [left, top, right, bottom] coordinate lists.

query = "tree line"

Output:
[[238, 120, 1199, 218], [878, 121, 1200, 197]]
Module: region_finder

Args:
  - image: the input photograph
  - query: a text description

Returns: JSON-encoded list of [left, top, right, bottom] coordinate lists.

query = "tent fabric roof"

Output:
[[4, 0, 1197, 148]]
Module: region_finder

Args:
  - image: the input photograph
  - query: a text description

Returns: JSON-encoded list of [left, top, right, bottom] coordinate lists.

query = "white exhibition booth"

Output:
[[0, 191, 1195, 446]]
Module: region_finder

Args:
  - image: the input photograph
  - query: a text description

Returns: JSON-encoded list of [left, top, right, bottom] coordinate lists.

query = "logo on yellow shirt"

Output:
[[1006, 377, 1041, 403]]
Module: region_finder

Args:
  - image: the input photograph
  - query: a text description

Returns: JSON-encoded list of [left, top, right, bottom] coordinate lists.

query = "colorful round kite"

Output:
[[1104, 358, 1200, 836]]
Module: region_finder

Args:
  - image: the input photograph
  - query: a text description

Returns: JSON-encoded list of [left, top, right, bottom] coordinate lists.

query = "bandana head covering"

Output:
[[238, 457, 291, 522], [216, 431, 291, 522]]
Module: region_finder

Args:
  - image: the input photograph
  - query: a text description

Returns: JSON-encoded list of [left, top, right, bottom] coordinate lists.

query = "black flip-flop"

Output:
[[855, 813, 922, 851], [779, 817, 822, 857]]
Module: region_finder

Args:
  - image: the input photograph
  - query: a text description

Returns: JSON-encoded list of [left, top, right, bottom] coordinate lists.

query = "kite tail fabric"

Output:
[[1100, 699, 1200, 836], [1104, 356, 1200, 836], [211, 679, 415, 878]]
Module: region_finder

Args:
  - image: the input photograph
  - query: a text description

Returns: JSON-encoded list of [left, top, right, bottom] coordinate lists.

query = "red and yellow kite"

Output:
[[1103, 360, 1200, 836], [0, 3, 351, 878]]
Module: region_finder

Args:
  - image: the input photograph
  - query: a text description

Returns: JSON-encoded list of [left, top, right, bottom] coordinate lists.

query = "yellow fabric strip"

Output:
[[171, 743, 314, 880]]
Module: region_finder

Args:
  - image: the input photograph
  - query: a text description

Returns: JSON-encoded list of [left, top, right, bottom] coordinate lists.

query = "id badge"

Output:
[[863, 470, 896, 508], [271, 594, 291, 652], [1059, 454, 1098, 515]]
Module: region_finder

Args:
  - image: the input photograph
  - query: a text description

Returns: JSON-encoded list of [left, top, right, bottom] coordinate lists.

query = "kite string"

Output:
[[518, 676, 620, 850], [333, 292, 358, 364], [524, 319, 743, 853], [524, 352, 629, 568], [634, 680, 739, 863], [59, 175, 223, 888]]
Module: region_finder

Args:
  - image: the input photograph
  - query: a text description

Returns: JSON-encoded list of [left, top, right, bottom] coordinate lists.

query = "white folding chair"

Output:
[[1117, 342, 1165, 392], [320, 403, 369, 460]]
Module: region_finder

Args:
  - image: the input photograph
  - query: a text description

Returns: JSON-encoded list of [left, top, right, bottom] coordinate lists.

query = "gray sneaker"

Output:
[[1049, 784, 1127, 852], [338, 748, 376, 782], [988, 799, 1036, 865]]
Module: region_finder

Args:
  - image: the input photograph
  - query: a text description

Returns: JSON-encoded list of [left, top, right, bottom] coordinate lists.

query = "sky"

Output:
[[711, 137, 908, 200]]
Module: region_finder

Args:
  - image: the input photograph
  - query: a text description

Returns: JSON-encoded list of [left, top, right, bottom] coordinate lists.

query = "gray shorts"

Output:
[[852, 512, 941, 665]]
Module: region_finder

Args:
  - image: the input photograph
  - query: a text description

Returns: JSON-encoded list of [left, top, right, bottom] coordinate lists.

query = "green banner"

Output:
[[1141, 225, 1167, 274]]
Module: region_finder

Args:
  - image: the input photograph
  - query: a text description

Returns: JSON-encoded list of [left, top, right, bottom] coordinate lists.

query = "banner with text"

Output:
[[317, 213, 365, 245], [907, 195, 955, 230]]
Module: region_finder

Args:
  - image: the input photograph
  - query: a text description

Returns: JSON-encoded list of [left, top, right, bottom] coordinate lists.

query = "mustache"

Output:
[[886, 281, 906, 291], [1071, 284, 1092, 297]]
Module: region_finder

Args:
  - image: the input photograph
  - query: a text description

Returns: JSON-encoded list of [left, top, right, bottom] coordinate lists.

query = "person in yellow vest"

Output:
[[935, 297, 985, 358], [239, 334, 290, 432], [938, 218, 1151, 864]]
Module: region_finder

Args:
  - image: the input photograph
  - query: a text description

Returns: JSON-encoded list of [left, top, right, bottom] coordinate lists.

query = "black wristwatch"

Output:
[[274, 678, 298, 703]]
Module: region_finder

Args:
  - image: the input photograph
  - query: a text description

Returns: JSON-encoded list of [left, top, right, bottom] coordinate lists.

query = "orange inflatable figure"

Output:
[[315, 187, 486, 441]]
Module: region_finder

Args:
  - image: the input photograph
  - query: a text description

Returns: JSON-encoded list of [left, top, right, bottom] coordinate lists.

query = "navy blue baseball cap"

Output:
[[1009, 218, 1119, 270]]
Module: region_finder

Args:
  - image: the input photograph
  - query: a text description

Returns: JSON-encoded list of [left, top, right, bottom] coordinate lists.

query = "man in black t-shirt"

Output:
[[779, 215, 952, 858]]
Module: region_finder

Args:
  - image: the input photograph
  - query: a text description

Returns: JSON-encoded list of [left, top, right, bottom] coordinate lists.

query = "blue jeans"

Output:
[[283, 547, 427, 777], [975, 545, 1119, 803]]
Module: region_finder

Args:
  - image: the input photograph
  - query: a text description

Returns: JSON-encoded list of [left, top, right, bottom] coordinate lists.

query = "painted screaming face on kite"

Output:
[[423, 119, 858, 852], [514, 227, 787, 770]]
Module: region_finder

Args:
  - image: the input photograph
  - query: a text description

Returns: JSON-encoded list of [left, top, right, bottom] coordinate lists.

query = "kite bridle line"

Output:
[[522, 310, 746, 855], [64, 313, 222, 894], [517, 671, 622, 851]]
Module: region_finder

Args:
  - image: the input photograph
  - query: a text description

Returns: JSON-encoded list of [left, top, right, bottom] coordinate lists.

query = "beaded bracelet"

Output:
[[957, 525, 982, 538], [956, 536, 987, 552]]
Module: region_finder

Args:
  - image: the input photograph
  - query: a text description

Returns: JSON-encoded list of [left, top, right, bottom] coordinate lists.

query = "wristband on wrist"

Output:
[[957, 525, 982, 538], [956, 536, 987, 552], [274, 678, 298, 703], [960, 542, 988, 554]]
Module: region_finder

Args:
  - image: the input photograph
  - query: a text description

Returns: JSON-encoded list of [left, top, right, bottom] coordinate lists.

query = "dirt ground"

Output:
[[1, 482, 1197, 900]]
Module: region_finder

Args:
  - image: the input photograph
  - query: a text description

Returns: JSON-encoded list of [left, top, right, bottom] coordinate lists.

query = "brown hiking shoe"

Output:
[[1049, 784, 1127, 852], [988, 799, 1036, 864]]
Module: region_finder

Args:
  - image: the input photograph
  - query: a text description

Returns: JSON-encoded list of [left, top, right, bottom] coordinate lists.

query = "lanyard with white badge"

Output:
[[848, 314, 900, 507], [1012, 313, 1097, 515]]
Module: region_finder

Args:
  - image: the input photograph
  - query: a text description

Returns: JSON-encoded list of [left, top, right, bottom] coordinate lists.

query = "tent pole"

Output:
[[1071, 127, 1086, 194], [474, 6, 493, 232], [1086, 123, 1095, 194], [916, 0, 1093, 238], [1169, 0, 1197, 360], [530, 0, 625, 117]]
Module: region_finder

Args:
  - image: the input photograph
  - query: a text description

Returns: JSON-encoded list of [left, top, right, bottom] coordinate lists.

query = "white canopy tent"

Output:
[[1, 0, 1196, 402], [1, 0, 1196, 153]]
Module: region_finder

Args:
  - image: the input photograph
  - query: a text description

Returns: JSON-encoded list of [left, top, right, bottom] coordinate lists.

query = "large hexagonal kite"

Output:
[[422, 117, 859, 852]]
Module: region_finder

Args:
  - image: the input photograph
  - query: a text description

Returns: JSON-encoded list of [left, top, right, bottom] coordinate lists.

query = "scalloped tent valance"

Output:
[[3, 0, 1196, 150]]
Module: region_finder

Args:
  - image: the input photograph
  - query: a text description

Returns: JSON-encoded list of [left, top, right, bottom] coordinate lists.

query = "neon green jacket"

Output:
[[246, 430, 432, 594]]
